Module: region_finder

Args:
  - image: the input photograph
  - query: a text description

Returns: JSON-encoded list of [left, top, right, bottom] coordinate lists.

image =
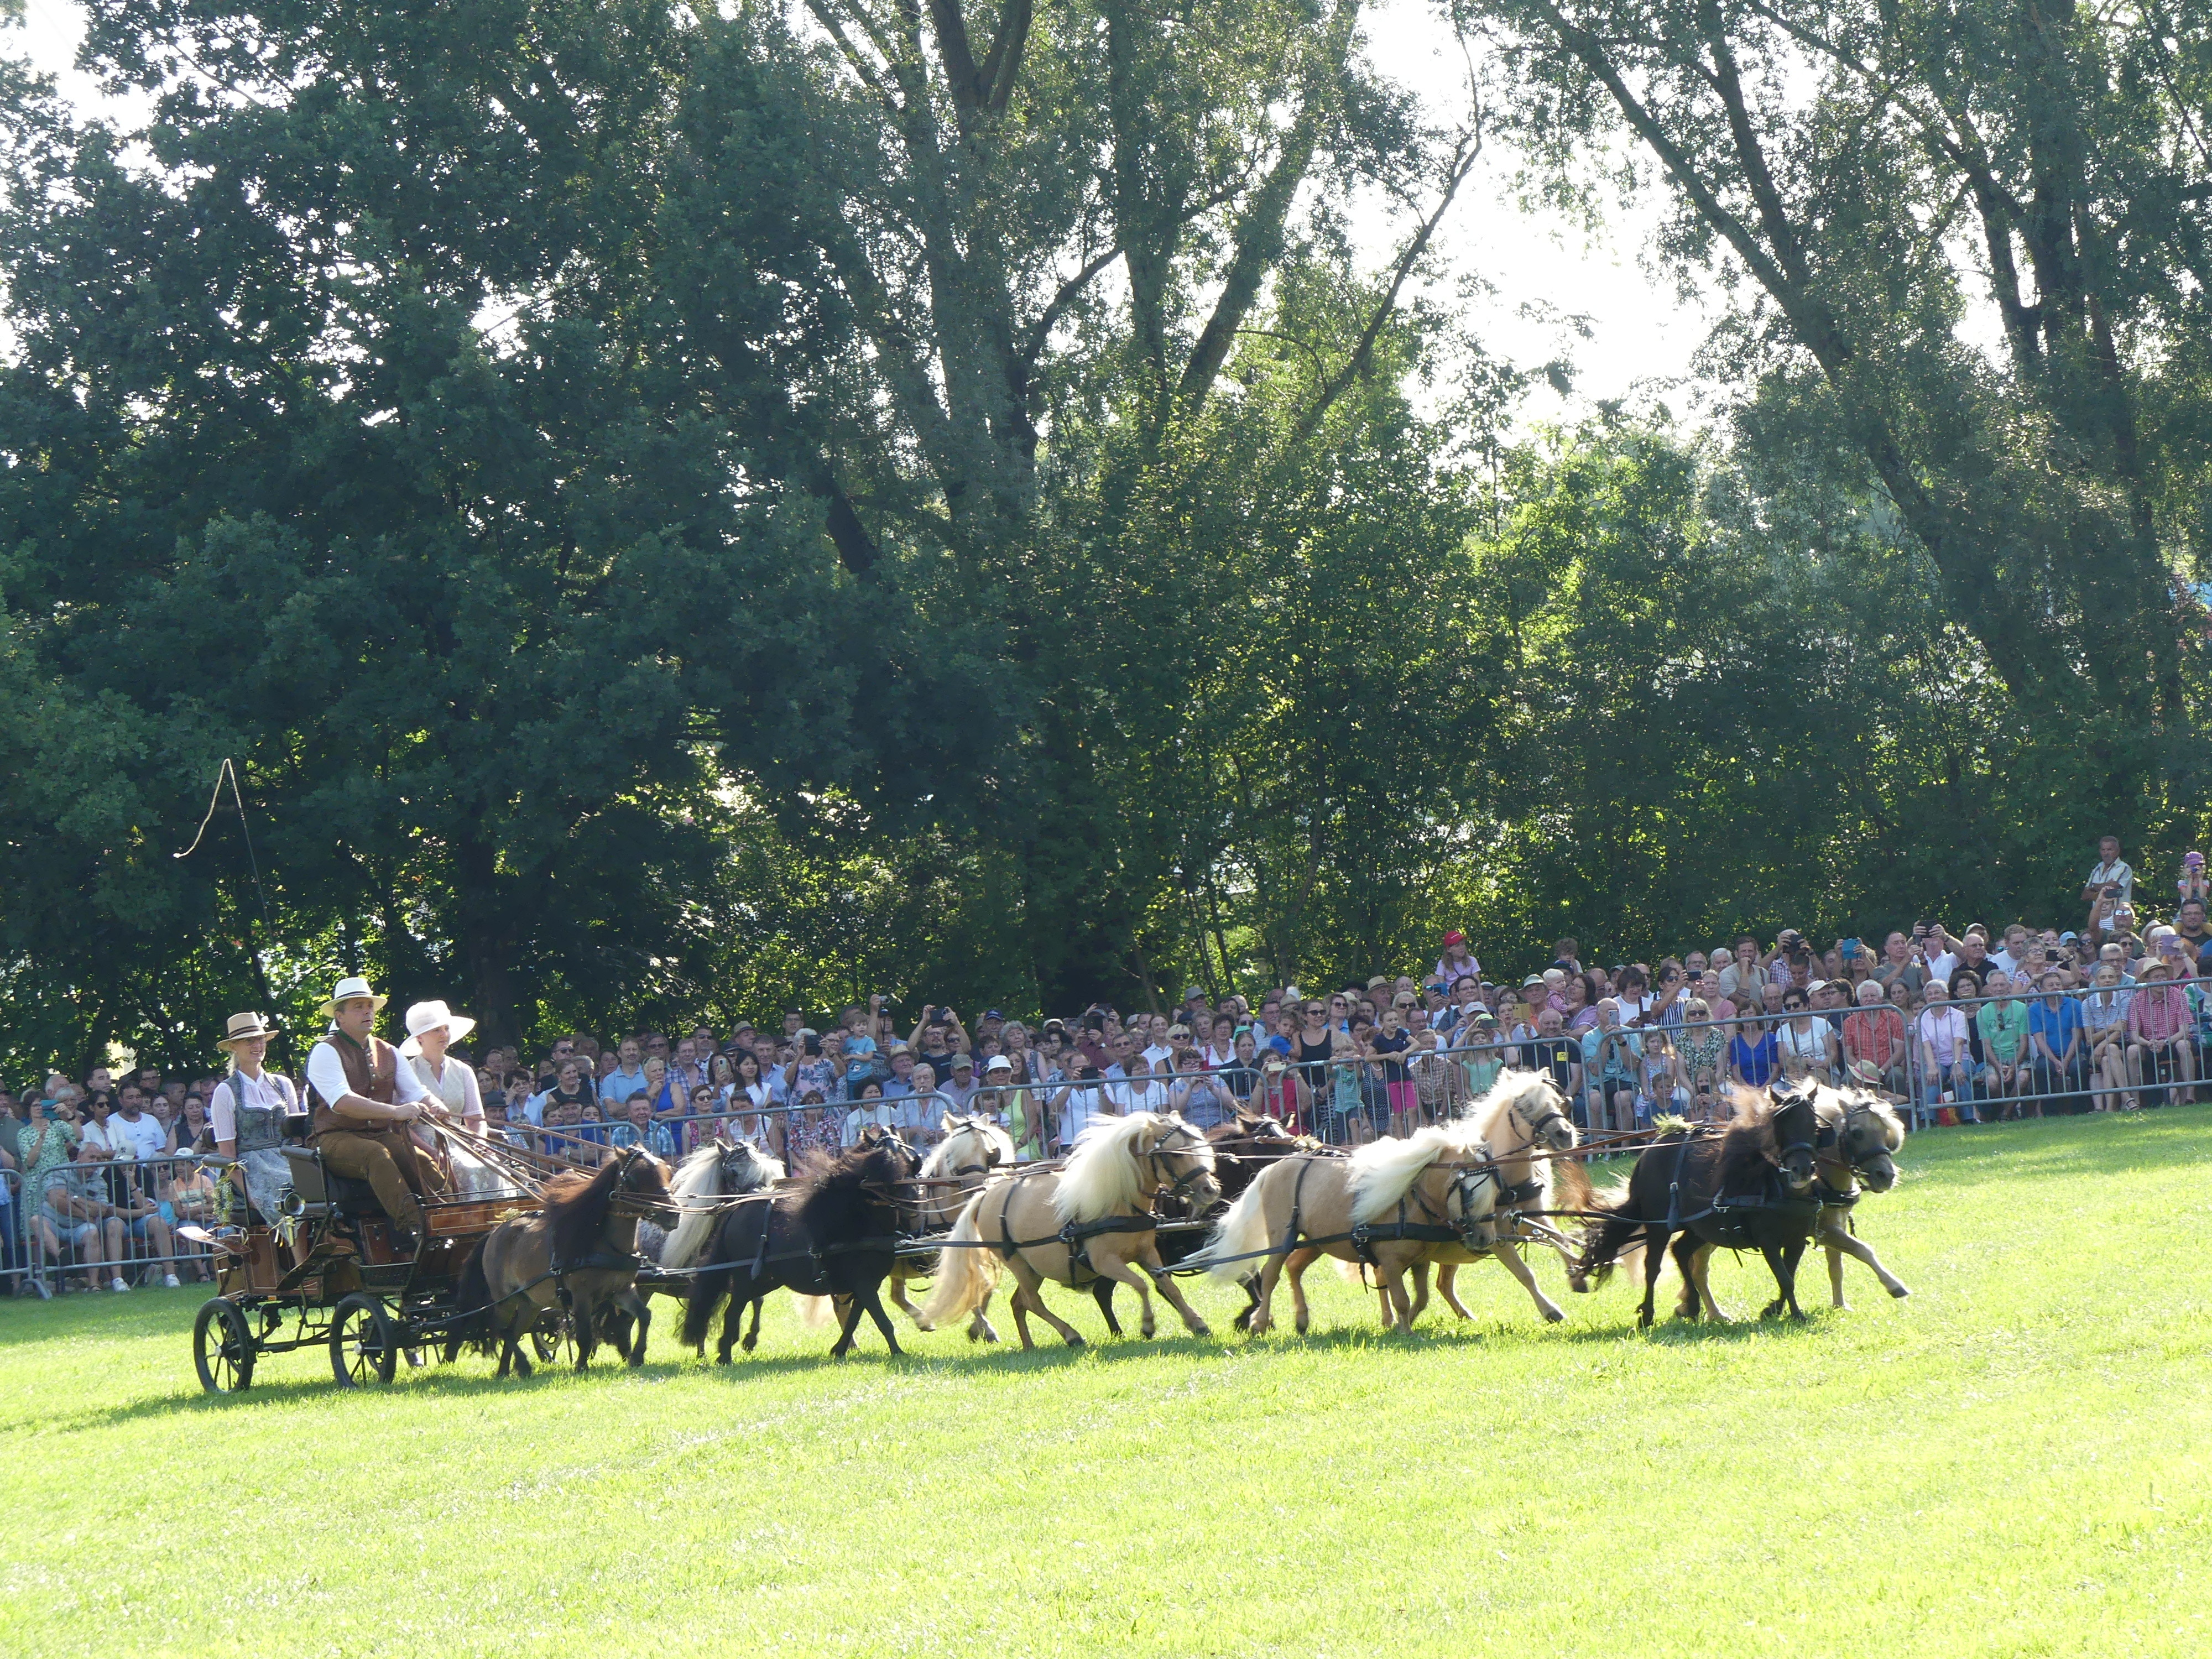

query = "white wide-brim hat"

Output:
[[317, 975, 388, 1018], [399, 998, 477, 1058]]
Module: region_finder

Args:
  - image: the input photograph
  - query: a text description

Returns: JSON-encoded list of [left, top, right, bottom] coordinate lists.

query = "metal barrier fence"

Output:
[[12, 1152, 226, 1297]]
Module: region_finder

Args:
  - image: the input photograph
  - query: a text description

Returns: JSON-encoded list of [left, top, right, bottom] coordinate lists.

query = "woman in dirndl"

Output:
[[211, 1011, 304, 1222]]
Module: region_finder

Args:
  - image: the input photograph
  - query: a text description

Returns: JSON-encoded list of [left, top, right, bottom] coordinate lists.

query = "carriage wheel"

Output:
[[529, 1308, 575, 1366], [193, 1298, 256, 1394], [330, 1293, 399, 1387]]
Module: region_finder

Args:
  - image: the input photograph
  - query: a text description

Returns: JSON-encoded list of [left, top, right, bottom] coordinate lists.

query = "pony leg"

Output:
[[1777, 1240, 1808, 1319], [1285, 1247, 1321, 1335], [1090, 1254, 1159, 1338], [1491, 1240, 1566, 1323], [1436, 1263, 1474, 1321], [1380, 1266, 1414, 1333], [1008, 1285, 1037, 1350], [886, 1267, 928, 1328], [829, 1292, 868, 1358], [1400, 1263, 1428, 1326], [1008, 1260, 1083, 1347], [966, 1285, 1001, 1344], [1687, 1243, 1727, 1322], [1089, 1280, 1125, 1337], [1819, 1219, 1910, 1302], [854, 1282, 903, 1356], [1137, 1245, 1212, 1339], [571, 1294, 599, 1371], [1249, 1251, 1288, 1337], [1233, 1273, 1261, 1333], [1637, 1227, 1670, 1328], [624, 1290, 651, 1366], [1669, 1234, 1703, 1319]]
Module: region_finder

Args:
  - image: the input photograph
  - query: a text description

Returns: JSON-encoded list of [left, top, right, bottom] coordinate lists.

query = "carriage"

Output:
[[188, 1135, 559, 1392]]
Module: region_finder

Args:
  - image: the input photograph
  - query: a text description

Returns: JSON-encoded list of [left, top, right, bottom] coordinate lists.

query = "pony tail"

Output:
[[443, 1237, 492, 1359], [916, 1191, 1000, 1330], [1188, 1162, 1282, 1281]]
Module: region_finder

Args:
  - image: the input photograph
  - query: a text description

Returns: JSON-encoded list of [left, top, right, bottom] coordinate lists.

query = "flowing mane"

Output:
[[795, 1138, 917, 1236], [1053, 1113, 1210, 1225], [921, 1117, 1015, 1180], [542, 1156, 628, 1266], [661, 1140, 784, 1271], [1347, 1119, 1491, 1225]]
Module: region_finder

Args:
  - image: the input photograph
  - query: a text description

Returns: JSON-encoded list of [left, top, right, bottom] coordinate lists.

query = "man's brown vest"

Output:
[[307, 1032, 400, 1137]]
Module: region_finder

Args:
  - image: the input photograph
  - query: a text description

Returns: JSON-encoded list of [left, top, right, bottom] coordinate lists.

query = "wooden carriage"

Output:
[[190, 1136, 552, 1392]]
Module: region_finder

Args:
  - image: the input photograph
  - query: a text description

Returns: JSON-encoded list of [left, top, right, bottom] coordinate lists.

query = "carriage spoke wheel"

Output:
[[193, 1298, 256, 1394], [530, 1309, 576, 1367], [330, 1293, 399, 1387]]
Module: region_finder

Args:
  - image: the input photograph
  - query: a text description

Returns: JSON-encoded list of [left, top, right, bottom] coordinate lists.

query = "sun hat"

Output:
[[317, 975, 387, 1018], [984, 1056, 1014, 1074], [1846, 1059, 1884, 1087], [216, 1011, 279, 1051], [1521, 974, 1547, 989], [398, 999, 477, 1058]]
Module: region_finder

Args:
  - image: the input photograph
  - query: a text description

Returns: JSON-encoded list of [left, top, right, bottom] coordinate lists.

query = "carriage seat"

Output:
[[279, 1146, 386, 1220]]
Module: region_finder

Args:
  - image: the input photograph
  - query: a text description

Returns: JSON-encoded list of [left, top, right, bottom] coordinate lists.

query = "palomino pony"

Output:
[[679, 1130, 924, 1361], [1577, 1080, 1823, 1327], [1810, 1084, 1910, 1308], [885, 1114, 1018, 1339], [917, 1113, 1220, 1349], [1193, 1119, 1503, 1335], [1100, 1113, 1305, 1335], [450, 1145, 673, 1376], [1404, 1070, 1587, 1325]]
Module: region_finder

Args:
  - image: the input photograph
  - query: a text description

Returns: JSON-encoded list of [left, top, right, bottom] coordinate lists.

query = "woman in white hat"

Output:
[[211, 1011, 304, 1223], [399, 1000, 484, 1127]]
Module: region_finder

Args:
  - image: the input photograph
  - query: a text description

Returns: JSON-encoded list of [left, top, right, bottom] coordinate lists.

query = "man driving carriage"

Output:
[[304, 976, 445, 1250]]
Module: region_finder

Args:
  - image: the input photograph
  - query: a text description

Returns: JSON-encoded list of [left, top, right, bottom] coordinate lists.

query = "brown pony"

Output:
[[450, 1146, 672, 1376], [1192, 1119, 1503, 1335]]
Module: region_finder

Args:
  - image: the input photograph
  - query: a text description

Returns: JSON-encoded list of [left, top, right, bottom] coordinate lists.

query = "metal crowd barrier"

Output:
[[15, 1152, 224, 1296]]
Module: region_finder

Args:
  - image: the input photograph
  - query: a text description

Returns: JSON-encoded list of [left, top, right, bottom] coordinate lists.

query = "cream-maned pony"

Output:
[[918, 1113, 1218, 1349], [1811, 1084, 1910, 1308], [888, 1114, 1018, 1338], [659, 1138, 784, 1272], [1193, 1120, 1502, 1335], [1406, 1070, 1585, 1324]]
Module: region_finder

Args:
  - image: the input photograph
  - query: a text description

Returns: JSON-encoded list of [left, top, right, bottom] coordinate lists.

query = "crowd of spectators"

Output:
[[6, 836, 2208, 1297]]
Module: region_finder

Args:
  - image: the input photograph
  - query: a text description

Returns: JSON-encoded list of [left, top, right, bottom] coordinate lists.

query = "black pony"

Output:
[[1577, 1080, 1823, 1327], [680, 1130, 922, 1362]]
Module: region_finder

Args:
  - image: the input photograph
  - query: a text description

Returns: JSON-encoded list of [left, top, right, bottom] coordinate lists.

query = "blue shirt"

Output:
[[599, 1066, 650, 1105], [607, 1120, 676, 1157], [2028, 997, 2083, 1057]]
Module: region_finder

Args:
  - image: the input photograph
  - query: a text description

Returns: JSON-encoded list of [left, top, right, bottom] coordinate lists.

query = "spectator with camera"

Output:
[[2083, 834, 2134, 904]]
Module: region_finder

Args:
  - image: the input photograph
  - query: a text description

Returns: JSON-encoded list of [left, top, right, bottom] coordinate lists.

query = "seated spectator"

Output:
[[1776, 989, 1835, 1082], [782, 1086, 841, 1163], [1112, 1054, 1170, 1116], [2081, 963, 2132, 1110], [899, 1062, 942, 1142], [940, 1055, 982, 1113], [2027, 969, 2085, 1109], [1728, 1010, 1779, 1093], [1523, 1011, 1583, 1123], [1583, 999, 1641, 1133], [2127, 959, 2195, 1106], [1842, 979, 1907, 1092], [1975, 972, 2033, 1118]]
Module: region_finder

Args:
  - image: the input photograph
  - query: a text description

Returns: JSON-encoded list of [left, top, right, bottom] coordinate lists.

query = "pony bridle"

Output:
[[1449, 1161, 1501, 1244], [1147, 1124, 1215, 1200], [1509, 1092, 1571, 1145]]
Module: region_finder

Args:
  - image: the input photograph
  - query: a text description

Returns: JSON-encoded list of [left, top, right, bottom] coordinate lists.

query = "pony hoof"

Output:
[[1233, 1311, 1254, 1332], [1888, 1285, 1911, 1300], [1188, 1322, 1213, 1339], [1542, 1306, 1566, 1323], [1063, 1333, 1085, 1348]]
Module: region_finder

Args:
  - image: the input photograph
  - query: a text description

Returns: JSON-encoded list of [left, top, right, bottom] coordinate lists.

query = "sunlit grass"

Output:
[[3, 1107, 2209, 1657]]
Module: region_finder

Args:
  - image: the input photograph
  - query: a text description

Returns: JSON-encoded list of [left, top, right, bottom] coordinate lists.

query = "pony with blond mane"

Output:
[[1191, 1119, 1503, 1335], [659, 1137, 784, 1274], [886, 1114, 1017, 1339], [1402, 1069, 1587, 1325], [917, 1113, 1218, 1349], [1810, 1083, 1910, 1309]]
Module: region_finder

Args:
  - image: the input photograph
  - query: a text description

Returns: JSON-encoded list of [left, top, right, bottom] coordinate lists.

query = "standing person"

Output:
[[1255, 1053, 1310, 1136], [1974, 972, 2033, 1118], [1841, 978, 1907, 1093], [303, 976, 440, 1248], [2084, 834, 2135, 904], [1583, 999, 1642, 1133], [992, 1058, 1047, 1161], [209, 1011, 304, 1224], [2126, 959, 2196, 1106], [399, 1000, 484, 1131], [1776, 989, 1836, 1081], [1674, 1000, 1726, 1119], [1433, 930, 1480, 989], [2081, 963, 2133, 1110], [2027, 969, 2085, 1109], [1364, 1008, 1417, 1138]]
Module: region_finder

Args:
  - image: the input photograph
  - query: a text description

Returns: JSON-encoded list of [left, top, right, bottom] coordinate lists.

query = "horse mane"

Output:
[[921, 1118, 1015, 1180], [795, 1138, 916, 1237], [543, 1157, 625, 1265], [1053, 1113, 1209, 1225], [1347, 1119, 1490, 1225]]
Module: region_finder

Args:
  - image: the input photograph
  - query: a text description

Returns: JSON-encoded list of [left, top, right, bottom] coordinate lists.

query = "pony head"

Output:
[[1820, 1084, 1905, 1192], [924, 1114, 1017, 1181], [719, 1136, 784, 1192], [1764, 1079, 1822, 1193], [1475, 1068, 1577, 1154]]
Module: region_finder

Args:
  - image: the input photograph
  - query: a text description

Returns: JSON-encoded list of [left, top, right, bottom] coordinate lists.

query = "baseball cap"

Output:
[[1182, 985, 1204, 1000], [983, 1008, 1004, 1021], [1443, 930, 1465, 946], [2059, 931, 2079, 943], [951, 1055, 974, 1071], [984, 1056, 1013, 1074]]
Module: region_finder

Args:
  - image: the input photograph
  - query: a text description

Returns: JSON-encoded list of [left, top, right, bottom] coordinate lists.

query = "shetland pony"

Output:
[[917, 1114, 1219, 1349], [1810, 1084, 1910, 1308], [1192, 1119, 1503, 1335], [1576, 1080, 1822, 1326], [884, 1115, 1018, 1338], [679, 1132, 923, 1361], [1405, 1070, 1587, 1324], [449, 1146, 672, 1377]]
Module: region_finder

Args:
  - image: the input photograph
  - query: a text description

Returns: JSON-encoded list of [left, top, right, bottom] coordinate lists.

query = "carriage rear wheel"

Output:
[[193, 1298, 256, 1394], [330, 1293, 399, 1387], [529, 1308, 575, 1366]]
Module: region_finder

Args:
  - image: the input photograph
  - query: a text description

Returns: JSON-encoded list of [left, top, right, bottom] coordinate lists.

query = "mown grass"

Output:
[[4, 1107, 2210, 1658]]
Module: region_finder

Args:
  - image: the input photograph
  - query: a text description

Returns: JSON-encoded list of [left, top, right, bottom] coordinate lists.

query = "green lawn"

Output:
[[4, 1107, 2209, 1658]]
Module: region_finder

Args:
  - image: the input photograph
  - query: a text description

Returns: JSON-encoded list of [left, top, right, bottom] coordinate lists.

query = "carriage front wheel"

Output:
[[330, 1293, 399, 1387], [193, 1298, 256, 1394]]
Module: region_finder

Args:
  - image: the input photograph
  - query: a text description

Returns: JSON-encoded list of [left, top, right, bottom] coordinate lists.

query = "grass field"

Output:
[[4, 1107, 2210, 1658]]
